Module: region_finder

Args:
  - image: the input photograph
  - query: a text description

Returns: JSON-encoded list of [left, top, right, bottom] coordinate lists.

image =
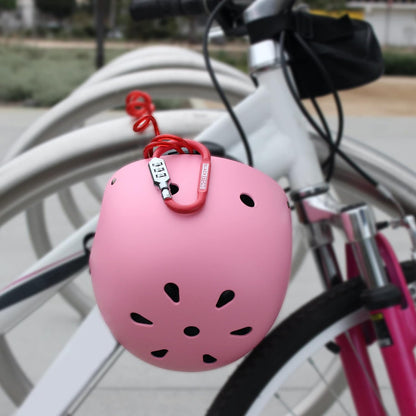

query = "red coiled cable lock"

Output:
[[126, 90, 211, 214]]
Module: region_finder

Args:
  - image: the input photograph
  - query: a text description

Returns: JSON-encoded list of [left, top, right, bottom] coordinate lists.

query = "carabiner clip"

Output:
[[126, 91, 212, 214], [147, 139, 211, 214]]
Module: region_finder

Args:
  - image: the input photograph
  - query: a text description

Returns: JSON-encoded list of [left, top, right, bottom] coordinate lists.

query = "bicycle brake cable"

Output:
[[292, 31, 345, 182], [279, 30, 409, 219], [279, 30, 344, 182], [279, 30, 377, 186], [202, 0, 254, 167]]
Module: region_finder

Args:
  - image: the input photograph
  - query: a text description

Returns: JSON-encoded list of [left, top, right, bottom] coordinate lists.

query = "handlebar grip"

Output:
[[130, 0, 220, 21]]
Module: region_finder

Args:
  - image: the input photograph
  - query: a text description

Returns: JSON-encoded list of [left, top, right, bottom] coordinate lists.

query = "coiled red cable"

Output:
[[126, 90, 211, 214]]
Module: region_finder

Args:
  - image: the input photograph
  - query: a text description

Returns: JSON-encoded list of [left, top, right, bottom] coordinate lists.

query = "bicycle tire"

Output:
[[206, 262, 416, 416]]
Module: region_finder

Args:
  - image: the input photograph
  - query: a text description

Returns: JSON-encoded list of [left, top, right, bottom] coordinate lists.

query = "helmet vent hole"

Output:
[[164, 283, 180, 303], [216, 290, 235, 308], [151, 349, 168, 358], [240, 194, 255, 207], [230, 327, 252, 336], [184, 326, 200, 337], [130, 313, 153, 325], [170, 183, 179, 195], [203, 354, 217, 364]]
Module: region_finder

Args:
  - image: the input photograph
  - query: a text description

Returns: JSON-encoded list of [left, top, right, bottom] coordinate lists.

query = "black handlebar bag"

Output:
[[248, 11, 384, 99]]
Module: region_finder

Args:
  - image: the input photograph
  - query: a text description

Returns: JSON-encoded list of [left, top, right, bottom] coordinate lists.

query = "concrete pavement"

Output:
[[0, 106, 415, 415]]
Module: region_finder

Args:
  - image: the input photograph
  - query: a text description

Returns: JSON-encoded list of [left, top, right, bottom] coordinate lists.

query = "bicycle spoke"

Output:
[[307, 357, 351, 415], [274, 392, 298, 416]]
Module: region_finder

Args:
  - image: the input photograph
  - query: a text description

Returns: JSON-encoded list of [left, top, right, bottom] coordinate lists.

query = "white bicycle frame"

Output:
[[2, 34, 416, 414], [0, 46, 256, 321], [198, 43, 323, 188], [3, 36, 330, 415]]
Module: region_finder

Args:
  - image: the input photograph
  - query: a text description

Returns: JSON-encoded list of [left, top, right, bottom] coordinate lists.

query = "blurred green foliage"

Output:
[[383, 49, 416, 76], [301, 0, 347, 10], [0, 44, 414, 107], [0, 46, 100, 106], [0, 0, 16, 10], [35, 0, 75, 19]]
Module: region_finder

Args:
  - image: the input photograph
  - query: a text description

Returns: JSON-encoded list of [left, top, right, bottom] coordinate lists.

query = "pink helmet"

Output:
[[90, 152, 292, 371]]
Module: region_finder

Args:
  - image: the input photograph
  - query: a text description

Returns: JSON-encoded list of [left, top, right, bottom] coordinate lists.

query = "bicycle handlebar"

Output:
[[129, 0, 221, 21], [129, 0, 294, 38]]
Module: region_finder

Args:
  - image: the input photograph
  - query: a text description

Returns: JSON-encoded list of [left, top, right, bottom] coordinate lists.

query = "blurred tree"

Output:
[[94, 0, 105, 68], [0, 0, 16, 10], [302, 0, 346, 10], [118, 0, 184, 40], [35, 0, 76, 19], [108, 0, 116, 28]]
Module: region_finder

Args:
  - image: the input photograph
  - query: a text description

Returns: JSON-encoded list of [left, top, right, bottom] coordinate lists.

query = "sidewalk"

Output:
[[0, 106, 415, 415], [308, 76, 416, 117]]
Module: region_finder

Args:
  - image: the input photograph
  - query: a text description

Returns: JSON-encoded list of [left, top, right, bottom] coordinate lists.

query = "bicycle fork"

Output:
[[292, 183, 416, 415]]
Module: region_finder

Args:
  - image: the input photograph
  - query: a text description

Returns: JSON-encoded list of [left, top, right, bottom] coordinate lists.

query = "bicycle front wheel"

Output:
[[206, 278, 374, 416]]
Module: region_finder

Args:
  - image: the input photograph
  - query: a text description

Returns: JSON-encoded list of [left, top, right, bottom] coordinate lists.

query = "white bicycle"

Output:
[[1, 0, 416, 414]]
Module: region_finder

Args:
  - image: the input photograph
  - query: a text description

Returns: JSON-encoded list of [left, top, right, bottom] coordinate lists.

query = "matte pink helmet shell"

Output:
[[90, 154, 292, 371]]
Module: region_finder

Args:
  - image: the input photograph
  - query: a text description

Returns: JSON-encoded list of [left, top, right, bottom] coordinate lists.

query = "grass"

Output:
[[0, 42, 414, 107], [211, 47, 416, 77], [210, 49, 248, 73], [0, 42, 249, 107], [0, 45, 126, 106], [383, 48, 416, 76]]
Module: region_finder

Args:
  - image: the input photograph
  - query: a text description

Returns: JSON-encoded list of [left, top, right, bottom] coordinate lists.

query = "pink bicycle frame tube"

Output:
[[337, 246, 385, 416], [339, 234, 416, 415], [373, 233, 416, 415]]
